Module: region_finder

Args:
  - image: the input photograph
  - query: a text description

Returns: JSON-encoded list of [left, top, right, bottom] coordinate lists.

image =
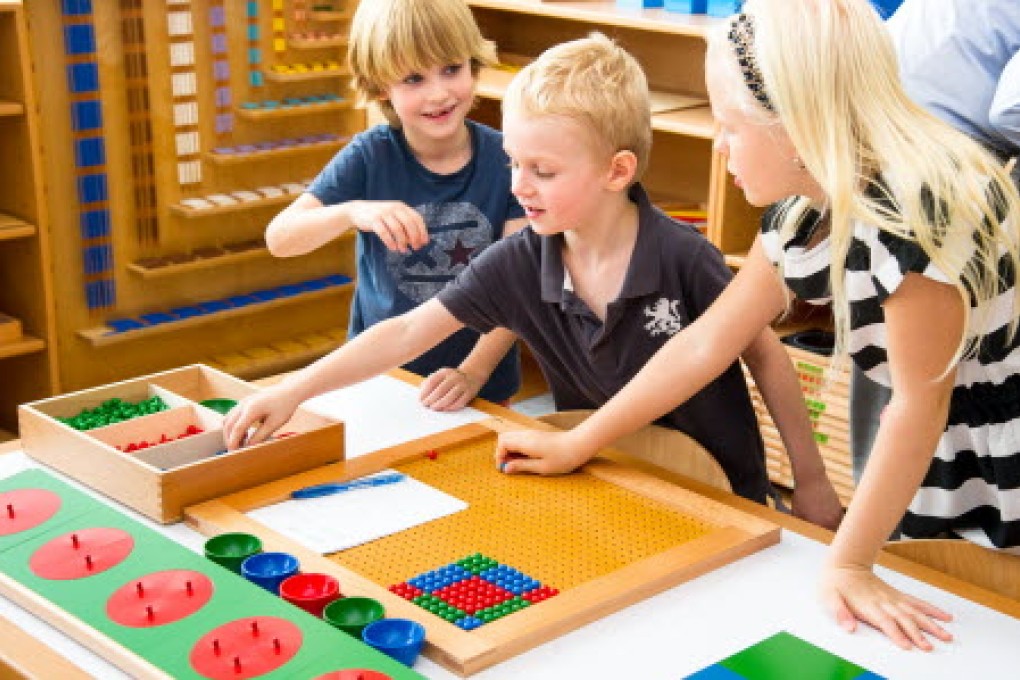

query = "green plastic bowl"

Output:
[[203, 532, 262, 573], [323, 597, 385, 637]]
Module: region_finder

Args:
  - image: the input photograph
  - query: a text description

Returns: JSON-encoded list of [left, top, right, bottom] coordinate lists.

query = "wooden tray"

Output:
[[18, 364, 344, 522], [185, 419, 779, 676]]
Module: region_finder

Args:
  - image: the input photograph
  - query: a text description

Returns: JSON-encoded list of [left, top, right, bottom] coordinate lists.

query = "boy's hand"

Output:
[[495, 429, 594, 475], [820, 563, 953, 652], [223, 383, 304, 450], [419, 368, 481, 412], [791, 476, 845, 531], [350, 200, 429, 253]]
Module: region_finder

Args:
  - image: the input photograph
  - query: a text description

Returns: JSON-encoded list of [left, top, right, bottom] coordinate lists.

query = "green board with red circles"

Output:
[[0, 469, 425, 680]]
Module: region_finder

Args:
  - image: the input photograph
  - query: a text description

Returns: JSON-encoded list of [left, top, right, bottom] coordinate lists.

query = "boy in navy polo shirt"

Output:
[[262, 0, 525, 409], [227, 35, 842, 527]]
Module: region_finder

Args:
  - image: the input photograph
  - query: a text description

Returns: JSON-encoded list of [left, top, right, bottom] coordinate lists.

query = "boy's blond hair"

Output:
[[708, 0, 1020, 364], [503, 33, 652, 180], [347, 0, 496, 127]]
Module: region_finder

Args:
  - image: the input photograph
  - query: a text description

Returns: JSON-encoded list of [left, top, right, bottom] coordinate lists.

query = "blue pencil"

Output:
[[290, 472, 406, 500]]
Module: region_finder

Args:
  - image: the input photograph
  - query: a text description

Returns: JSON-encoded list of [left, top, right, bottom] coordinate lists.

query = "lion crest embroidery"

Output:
[[644, 297, 686, 336]]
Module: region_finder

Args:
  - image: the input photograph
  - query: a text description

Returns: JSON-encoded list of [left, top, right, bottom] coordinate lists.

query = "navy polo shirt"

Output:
[[438, 184, 769, 501]]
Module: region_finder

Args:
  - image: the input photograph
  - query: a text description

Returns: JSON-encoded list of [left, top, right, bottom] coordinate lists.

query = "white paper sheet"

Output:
[[248, 470, 467, 554], [302, 375, 491, 458]]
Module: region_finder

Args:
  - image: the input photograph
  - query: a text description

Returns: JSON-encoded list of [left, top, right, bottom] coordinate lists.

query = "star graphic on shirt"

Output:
[[405, 243, 437, 269], [444, 237, 475, 267]]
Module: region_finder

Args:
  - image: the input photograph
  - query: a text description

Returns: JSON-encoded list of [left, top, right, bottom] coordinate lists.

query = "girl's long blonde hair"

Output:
[[712, 0, 1020, 365]]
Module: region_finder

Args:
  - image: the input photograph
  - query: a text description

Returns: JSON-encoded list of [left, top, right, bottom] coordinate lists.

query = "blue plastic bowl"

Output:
[[240, 551, 299, 594], [361, 618, 426, 667]]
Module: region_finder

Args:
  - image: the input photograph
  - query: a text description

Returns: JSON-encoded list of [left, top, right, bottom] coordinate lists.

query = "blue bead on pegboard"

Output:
[[390, 553, 559, 630]]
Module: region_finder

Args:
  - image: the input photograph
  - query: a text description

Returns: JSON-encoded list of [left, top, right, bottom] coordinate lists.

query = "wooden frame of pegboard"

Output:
[[185, 418, 779, 676]]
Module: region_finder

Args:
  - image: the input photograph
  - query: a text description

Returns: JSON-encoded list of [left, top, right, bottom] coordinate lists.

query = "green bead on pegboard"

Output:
[[59, 395, 168, 431], [475, 596, 530, 623], [457, 552, 498, 574], [412, 594, 466, 622]]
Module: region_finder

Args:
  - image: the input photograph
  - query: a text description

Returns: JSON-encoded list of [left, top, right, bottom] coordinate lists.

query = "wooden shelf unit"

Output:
[[288, 36, 348, 49], [467, 0, 761, 261], [21, 0, 363, 396], [263, 68, 348, 83], [206, 139, 347, 165], [476, 68, 714, 139], [78, 283, 355, 348], [0, 213, 36, 241], [469, 0, 717, 37], [168, 194, 296, 218], [206, 329, 346, 380], [0, 335, 45, 361], [308, 10, 351, 21], [0, 1, 59, 432], [0, 100, 23, 116], [235, 99, 352, 121], [127, 247, 273, 279]]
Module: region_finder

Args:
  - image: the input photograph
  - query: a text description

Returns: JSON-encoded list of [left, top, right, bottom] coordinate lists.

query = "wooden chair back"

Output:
[[884, 539, 1020, 601]]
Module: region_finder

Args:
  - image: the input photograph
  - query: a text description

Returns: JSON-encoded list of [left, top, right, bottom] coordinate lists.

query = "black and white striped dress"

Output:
[[760, 198, 1020, 552]]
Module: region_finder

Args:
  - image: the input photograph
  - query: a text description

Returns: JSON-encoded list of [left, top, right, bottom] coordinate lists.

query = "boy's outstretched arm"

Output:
[[224, 299, 463, 449], [420, 328, 519, 411], [741, 328, 844, 529], [266, 193, 429, 257], [497, 239, 789, 473], [419, 217, 527, 411]]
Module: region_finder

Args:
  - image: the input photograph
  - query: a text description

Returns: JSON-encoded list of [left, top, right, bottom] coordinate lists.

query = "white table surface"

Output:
[[2, 375, 1019, 679]]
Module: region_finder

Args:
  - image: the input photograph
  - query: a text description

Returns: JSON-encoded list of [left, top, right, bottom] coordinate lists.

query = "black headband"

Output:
[[727, 12, 776, 113]]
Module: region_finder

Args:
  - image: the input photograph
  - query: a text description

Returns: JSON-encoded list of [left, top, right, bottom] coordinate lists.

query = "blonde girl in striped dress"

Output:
[[495, 0, 1020, 652]]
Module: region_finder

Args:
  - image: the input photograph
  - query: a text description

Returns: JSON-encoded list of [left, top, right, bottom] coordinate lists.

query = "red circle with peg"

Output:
[[30, 528, 134, 580], [0, 489, 61, 536], [313, 672, 393, 680], [190, 616, 302, 680], [107, 570, 214, 627]]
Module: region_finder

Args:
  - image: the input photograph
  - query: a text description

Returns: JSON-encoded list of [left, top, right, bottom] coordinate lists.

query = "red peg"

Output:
[[185, 580, 194, 596], [84, 554, 93, 570], [426, 449, 438, 460], [5, 503, 13, 518], [273, 638, 281, 654], [212, 639, 221, 655], [71, 533, 80, 549], [234, 656, 242, 673], [250, 620, 259, 636], [146, 605, 154, 621], [136, 582, 145, 597]]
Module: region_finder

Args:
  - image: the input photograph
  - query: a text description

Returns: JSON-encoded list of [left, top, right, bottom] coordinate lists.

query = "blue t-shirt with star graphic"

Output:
[[307, 120, 523, 401]]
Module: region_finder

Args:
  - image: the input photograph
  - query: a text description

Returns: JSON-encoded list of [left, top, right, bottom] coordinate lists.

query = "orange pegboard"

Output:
[[337, 435, 717, 590]]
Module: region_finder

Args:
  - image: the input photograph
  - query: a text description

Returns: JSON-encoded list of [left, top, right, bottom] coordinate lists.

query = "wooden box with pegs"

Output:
[[18, 364, 344, 523]]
